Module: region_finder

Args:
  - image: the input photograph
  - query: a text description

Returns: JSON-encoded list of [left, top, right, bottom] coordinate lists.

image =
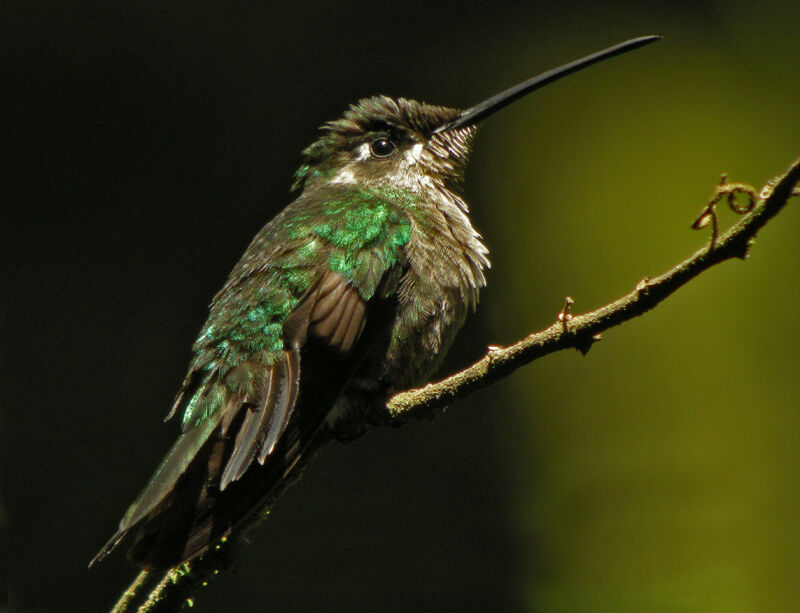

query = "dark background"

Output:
[[3, 2, 800, 612]]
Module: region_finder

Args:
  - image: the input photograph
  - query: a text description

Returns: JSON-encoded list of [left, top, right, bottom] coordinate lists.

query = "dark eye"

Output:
[[369, 137, 396, 158]]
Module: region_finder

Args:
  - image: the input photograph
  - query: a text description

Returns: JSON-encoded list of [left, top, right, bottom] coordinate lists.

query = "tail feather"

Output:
[[90, 273, 398, 570]]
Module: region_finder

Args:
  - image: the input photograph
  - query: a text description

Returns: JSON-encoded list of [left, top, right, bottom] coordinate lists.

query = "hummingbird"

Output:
[[91, 35, 659, 570]]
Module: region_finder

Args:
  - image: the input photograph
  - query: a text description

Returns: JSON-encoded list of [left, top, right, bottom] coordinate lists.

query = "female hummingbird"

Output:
[[91, 36, 659, 570]]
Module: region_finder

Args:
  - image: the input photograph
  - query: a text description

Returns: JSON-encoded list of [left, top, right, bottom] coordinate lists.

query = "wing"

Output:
[[91, 186, 411, 568]]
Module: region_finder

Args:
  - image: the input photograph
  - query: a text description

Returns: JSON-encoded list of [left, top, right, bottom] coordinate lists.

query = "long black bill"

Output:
[[435, 35, 661, 133]]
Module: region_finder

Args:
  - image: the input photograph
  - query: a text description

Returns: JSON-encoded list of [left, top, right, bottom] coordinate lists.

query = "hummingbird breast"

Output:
[[340, 184, 490, 408]]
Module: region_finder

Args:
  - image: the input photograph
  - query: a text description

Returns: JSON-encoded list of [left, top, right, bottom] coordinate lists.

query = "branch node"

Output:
[[557, 296, 574, 333], [486, 344, 504, 364], [693, 173, 760, 250], [735, 237, 756, 260], [635, 278, 651, 297], [575, 333, 602, 356]]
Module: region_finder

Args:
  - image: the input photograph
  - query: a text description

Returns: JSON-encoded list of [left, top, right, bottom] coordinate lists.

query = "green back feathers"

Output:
[[114, 185, 413, 537], [181, 185, 411, 429]]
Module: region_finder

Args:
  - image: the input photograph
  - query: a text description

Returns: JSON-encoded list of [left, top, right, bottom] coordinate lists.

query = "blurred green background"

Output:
[[3, 1, 799, 612]]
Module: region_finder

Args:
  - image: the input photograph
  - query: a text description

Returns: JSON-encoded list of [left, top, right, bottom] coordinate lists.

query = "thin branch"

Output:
[[108, 158, 800, 613], [135, 568, 185, 613], [109, 570, 149, 613], [383, 158, 800, 422]]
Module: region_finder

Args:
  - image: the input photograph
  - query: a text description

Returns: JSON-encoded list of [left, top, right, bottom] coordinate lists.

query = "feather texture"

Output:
[[92, 94, 493, 570], [91, 183, 412, 569]]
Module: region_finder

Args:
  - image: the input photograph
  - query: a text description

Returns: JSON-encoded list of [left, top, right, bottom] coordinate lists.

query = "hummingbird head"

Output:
[[292, 96, 475, 194], [292, 35, 661, 194]]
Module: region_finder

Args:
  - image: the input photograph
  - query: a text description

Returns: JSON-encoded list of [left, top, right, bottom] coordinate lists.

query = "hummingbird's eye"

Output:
[[369, 137, 396, 158]]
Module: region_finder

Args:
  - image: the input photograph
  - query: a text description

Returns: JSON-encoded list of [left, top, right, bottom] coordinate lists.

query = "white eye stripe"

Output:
[[355, 143, 371, 161], [330, 167, 357, 184], [405, 143, 423, 163]]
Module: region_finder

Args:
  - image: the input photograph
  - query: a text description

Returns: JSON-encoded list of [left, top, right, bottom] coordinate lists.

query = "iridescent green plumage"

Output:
[[180, 186, 413, 430]]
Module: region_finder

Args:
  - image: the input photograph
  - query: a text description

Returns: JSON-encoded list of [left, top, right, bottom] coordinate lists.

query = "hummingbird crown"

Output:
[[292, 96, 475, 193]]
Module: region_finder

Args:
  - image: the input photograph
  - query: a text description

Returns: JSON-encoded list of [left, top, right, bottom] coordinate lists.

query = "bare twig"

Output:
[[108, 158, 800, 613], [383, 158, 800, 422], [109, 570, 149, 613]]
